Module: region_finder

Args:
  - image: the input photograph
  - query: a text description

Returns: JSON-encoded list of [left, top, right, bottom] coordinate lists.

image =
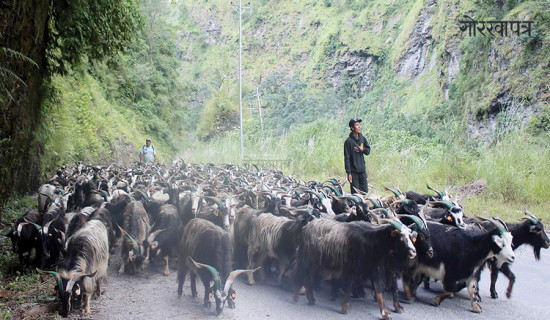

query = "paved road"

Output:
[[92, 246, 550, 320]]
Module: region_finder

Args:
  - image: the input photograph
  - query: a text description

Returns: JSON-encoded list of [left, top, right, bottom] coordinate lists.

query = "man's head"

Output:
[[146, 138, 152, 146], [349, 118, 362, 133]]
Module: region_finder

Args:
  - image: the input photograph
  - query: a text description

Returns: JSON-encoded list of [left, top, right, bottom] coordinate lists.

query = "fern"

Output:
[[0, 45, 39, 104]]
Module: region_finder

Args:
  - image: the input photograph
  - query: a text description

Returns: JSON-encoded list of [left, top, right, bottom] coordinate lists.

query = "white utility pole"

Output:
[[231, 1, 250, 164], [256, 87, 263, 130]]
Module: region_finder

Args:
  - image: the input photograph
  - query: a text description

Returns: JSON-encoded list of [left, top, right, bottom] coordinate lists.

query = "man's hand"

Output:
[[354, 143, 364, 153], [348, 174, 352, 183]]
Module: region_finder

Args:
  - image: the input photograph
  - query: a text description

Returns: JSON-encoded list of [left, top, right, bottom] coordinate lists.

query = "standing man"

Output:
[[344, 118, 370, 194], [139, 137, 157, 164]]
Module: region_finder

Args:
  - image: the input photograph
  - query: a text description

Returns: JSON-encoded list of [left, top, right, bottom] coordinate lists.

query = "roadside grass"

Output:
[[0, 196, 56, 319]]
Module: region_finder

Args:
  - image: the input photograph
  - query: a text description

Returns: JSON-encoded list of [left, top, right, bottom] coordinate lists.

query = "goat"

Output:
[[487, 208, 550, 298], [292, 218, 417, 318], [118, 201, 149, 275], [7, 210, 43, 268], [37, 219, 109, 316], [405, 218, 514, 313], [144, 204, 180, 275], [177, 218, 234, 314], [246, 213, 310, 285]]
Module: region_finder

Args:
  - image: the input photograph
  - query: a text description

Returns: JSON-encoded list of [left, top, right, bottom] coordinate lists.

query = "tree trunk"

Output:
[[0, 0, 50, 218]]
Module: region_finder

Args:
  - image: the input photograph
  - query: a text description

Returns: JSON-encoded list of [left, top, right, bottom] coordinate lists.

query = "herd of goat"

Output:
[[5, 161, 549, 318]]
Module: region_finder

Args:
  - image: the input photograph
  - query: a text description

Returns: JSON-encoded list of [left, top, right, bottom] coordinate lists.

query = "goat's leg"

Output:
[[390, 278, 404, 313], [246, 246, 257, 285], [423, 275, 430, 289], [163, 256, 170, 276], [433, 291, 454, 306], [118, 259, 125, 276], [292, 268, 306, 303], [255, 253, 268, 281], [177, 265, 187, 298], [83, 293, 91, 314], [402, 274, 415, 301], [277, 258, 289, 286], [330, 278, 339, 301], [190, 272, 198, 298], [489, 260, 499, 299], [202, 280, 211, 308], [466, 279, 482, 313], [95, 279, 102, 299], [500, 263, 516, 298], [373, 280, 391, 319], [305, 274, 315, 305], [340, 279, 353, 314]]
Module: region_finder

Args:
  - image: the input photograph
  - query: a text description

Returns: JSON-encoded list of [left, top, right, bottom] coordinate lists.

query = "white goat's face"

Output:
[[397, 224, 417, 259], [493, 232, 515, 268]]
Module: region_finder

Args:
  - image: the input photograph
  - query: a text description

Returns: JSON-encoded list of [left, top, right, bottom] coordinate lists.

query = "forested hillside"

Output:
[[1, 0, 549, 218]]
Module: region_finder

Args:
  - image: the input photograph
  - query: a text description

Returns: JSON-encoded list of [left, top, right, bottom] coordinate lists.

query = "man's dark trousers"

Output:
[[350, 171, 368, 194]]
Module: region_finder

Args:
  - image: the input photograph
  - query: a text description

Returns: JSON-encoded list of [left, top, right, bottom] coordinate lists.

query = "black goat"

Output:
[[7, 210, 43, 268], [488, 209, 550, 298], [405, 219, 515, 313], [144, 204, 180, 275], [292, 218, 417, 318], [177, 218, 246, 315]]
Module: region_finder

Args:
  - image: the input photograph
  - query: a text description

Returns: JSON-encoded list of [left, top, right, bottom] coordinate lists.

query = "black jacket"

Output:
[[344, 132, 370, 174]]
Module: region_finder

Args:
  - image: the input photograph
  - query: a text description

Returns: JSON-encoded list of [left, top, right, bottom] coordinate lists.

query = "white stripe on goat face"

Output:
[[493, 232, 515, 268], [321, 198, 335, 215], [398, 225, 417, 259]]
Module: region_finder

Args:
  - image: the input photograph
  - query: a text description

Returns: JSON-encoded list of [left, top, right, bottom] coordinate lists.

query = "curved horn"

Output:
[[380, 218, 403, 232], [523, 206, 538, 224], [492, 216, 509, 232], [371, 208, 390, 218], [397, 214, 426, 230], [476, 216, 507, 235], [383, 186, 402, 197], [426, 184, 445, 198], [223, 268, 261, 294], [117, 224, 138, 247], [188, 257, 221, 292], [366, 198, 383, 208], [24, 219, 42, 231], [147, 228, 167, 244], [352, 186, 368, 195], [427, 200, 453, 210], [36, 268, 63, 291], [202, 196, 224, 208], [304, 190, 325, 201]]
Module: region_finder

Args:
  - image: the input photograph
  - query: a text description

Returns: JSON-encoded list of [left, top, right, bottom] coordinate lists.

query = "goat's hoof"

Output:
[[472, 303, 482, 313], [394, 304, 404, 314], [307, 299, 315, 305], [506, 290, 512, 299], [491, 291, 498, 299], [433, 297, 441, 306], [381, 310, 392, 319]]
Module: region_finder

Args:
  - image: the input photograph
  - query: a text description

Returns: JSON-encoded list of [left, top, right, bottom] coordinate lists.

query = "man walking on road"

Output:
[[344, 118, 370, 194], [139, 137, 157, 164]]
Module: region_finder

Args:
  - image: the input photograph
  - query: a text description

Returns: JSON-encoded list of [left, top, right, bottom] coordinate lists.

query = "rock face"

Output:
[[326, 50, 379, 94], [395, 0, 436, 79]]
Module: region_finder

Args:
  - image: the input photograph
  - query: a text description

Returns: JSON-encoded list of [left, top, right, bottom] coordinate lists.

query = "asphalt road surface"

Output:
[[91, 245, 550, 320]]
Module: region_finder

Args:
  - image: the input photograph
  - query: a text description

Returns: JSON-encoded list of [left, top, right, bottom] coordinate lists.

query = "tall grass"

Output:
[[184, 117, 550, 221]]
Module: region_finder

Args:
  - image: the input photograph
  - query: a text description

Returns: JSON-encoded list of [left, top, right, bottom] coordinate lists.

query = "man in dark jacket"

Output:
[[344, 118, 371, 194]]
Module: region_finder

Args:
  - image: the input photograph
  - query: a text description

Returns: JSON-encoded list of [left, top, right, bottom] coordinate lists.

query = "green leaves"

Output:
[[46, 0, 143, 75]]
